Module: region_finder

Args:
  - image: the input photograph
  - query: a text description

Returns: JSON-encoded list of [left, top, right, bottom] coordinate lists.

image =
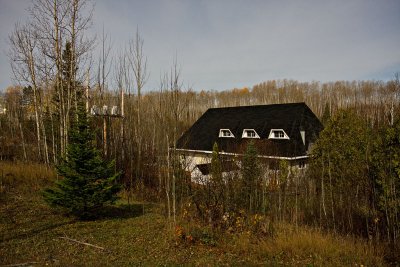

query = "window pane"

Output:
[[247, 130, 254, 137], [273, 130, 284, 138]]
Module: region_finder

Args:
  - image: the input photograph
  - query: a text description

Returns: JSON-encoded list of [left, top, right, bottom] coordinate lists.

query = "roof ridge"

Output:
[[206, 102, 306, 111]]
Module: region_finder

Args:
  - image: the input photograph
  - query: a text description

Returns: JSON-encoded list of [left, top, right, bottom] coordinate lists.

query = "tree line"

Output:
[[2, 77, 399, 166]]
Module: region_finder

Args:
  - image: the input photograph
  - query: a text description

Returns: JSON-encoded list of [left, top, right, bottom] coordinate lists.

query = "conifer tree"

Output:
[[211, 142, 223, 183], [43, 101, 121, 219], [241, 141, 261, 213], [202, 143, 225, 226]]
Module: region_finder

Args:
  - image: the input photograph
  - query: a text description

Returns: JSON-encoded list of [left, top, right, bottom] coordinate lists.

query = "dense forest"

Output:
[[1, 0, 399, 261]]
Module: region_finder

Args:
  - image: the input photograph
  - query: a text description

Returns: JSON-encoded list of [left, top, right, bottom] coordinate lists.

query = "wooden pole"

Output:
[[86, 69, 89, 113], [103, 116, 107, 156]]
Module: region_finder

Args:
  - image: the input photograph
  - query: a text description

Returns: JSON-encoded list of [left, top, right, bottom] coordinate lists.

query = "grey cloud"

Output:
[[1, 0, 399, 91]]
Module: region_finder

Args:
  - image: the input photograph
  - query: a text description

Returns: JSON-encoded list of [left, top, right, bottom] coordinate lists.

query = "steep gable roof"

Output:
[[176, 102, 323, 158]]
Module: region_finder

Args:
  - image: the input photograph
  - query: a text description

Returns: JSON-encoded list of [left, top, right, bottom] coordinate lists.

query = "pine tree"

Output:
[[208, 143, 225, 225], [241, 141, 261, 213], [321, 102, 331, 126], [211, 142, 223, 183], [43, 102, 121, 219]]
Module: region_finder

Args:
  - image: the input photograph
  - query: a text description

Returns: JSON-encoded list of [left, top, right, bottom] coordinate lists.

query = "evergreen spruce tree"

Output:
[[209, 143, 225, 224], [321, 102, 331, 126], [211, 142, 223, 183], [43, 102, 121, 219], [241, 141, 261, 213]]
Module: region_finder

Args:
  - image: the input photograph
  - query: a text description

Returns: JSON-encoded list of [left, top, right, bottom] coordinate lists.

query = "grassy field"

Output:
[[0, 162, 387, 266]]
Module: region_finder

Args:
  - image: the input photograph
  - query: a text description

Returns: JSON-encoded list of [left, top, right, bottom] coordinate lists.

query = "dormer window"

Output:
[[242, 129, 260, 138], [219, 129, 235, 138], [268, 129, 289, 139]]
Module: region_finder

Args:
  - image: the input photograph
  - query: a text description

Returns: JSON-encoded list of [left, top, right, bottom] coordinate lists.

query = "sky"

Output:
[[0, 0, 400, 92]]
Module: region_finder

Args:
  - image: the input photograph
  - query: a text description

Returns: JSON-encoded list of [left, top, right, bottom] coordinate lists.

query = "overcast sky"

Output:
[[1, 0, 399, 92]]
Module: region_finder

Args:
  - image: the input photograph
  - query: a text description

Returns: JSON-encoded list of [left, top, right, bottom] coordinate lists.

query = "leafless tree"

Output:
[[28, 0, 95, 156], [8, 23, 49, 164], [128, 28, 149, 203]]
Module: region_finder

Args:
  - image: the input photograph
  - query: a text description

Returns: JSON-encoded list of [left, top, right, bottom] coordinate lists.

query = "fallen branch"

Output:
[[59, 236, 107, 251], [1, 262, 39, 267]]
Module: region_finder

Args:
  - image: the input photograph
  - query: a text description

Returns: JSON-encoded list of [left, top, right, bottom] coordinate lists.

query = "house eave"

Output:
[[175, 148, 309, 161]]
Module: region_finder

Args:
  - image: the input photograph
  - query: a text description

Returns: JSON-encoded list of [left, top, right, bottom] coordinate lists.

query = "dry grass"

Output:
[[0, 161, 55, 194], [223, 223, 385, 266], [0, 189, 238, 266], [0, 162, 389, 266]]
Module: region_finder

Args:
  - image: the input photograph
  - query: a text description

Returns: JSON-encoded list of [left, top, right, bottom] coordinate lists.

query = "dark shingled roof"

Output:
[[176, 102, 323, 158]]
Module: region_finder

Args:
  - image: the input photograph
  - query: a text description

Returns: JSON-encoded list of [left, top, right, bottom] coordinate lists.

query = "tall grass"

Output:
[[224, 222, 385, 266], [0, 161, 56, 194]]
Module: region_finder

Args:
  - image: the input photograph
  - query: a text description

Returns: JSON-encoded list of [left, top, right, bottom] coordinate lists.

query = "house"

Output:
[[176, 102, 323, 182]]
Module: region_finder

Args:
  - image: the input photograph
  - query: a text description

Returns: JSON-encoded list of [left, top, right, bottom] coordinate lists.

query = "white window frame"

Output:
[[242, 129, 260, 139], [219, 129, 235, 138], [268, 129, 290, 139]]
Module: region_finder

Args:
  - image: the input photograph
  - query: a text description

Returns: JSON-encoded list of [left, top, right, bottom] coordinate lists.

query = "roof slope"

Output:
[[176, 102, 323, 158]]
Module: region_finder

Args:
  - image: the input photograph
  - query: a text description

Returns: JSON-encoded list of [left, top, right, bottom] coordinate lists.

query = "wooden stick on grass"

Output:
[[59, 236, 107, 251], [2, 262, 39, 267]]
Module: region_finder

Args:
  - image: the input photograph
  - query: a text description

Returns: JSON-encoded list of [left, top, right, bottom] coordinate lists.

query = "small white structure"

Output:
[[90, 104, 121, 117], [90, 105, 99, 116], [102, 105, 108, 115], [111, 106, 118, 116]]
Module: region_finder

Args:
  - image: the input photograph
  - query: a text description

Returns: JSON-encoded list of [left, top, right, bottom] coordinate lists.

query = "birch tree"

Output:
[[29, 0, 94, 157], [128, 28, 148, 192], [9, 23, 49, 164]]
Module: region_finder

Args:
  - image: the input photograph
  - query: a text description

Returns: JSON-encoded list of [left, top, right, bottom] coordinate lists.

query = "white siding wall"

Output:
[[179, 151, 307, 185]]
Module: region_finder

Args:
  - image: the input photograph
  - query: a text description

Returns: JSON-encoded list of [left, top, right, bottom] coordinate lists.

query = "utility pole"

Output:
[[90, 101, 124, 157], [86, 69, 90, 113]]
